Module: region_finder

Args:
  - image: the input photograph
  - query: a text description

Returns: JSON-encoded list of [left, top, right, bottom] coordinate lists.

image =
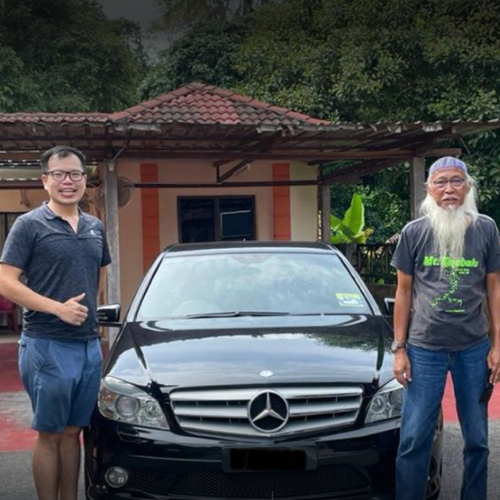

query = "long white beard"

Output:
[[420, 187, 479, 262]]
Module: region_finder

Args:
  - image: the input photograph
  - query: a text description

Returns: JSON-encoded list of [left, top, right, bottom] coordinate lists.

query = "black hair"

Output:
[[40, 146, 87, 173]]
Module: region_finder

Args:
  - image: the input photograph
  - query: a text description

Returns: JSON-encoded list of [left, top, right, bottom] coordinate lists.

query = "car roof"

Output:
[[163, 241, 339, 256]]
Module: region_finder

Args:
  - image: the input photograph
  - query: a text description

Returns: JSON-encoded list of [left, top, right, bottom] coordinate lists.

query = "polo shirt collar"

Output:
[[41, 201, 84, 221]]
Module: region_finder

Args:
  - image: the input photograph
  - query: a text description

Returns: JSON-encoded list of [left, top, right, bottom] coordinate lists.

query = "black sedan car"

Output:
[[84, 242, 442, 500]]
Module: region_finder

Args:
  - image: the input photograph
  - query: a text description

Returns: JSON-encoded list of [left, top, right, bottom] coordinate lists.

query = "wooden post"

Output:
[[104, 159, 121, 345], [410, 157, 426, 220], [321, 183, 331, 243]]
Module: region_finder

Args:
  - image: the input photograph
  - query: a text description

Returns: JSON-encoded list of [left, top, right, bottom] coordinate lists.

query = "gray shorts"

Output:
[[18, 333, 102, 433]]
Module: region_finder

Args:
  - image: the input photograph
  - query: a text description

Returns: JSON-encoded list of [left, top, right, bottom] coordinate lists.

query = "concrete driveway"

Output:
[[2, 334, 500, 499]]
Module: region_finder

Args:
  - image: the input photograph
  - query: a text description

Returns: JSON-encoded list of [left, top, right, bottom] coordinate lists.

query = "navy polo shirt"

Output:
[[0, 203, 111, 340]]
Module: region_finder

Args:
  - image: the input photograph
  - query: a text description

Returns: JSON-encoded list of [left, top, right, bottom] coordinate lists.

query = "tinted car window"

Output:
[[137, 252, 371, 319]]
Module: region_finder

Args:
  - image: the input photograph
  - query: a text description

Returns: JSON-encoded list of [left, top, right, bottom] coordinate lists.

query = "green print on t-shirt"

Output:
[[423, 255, 479, 268], [423, 255, 478, 313], [429, 268, 463, 311]]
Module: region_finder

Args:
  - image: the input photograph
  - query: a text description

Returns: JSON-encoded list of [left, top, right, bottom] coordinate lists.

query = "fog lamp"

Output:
[[105, 467, 129, 488]]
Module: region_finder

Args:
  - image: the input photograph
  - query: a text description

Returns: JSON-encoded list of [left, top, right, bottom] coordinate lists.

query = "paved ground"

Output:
[[1, 331, 500, 499], [5, 423, 500, 499]]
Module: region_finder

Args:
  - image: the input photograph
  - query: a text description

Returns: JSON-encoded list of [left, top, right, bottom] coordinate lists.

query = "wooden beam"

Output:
[[116, 149, 419, 161], [414, 147, 462, 157], [134, 180, 320, 188], [213, 159, 234, 168], [308, 159, 334, 166], [0, 181, 43, 189], [0, 148, 403, 162], [410, 157, 426, 220], [0, 152, 45, 161], [103, 159, 121, 345], [0, 150, 107, 161], [321, 158, 403, 184], [217, 160, 251, 183], [320, 184, 331, 243]]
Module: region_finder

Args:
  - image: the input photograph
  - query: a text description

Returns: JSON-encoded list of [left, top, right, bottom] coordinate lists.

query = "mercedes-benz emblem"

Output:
[[248, 390, 289, 433]]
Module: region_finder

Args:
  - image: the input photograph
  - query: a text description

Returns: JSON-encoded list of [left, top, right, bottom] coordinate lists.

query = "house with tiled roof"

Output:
[[1, 82, 498, 331]]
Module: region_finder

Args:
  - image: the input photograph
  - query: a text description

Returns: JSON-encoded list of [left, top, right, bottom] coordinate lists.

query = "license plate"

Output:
[[227, 447, 315, 471]]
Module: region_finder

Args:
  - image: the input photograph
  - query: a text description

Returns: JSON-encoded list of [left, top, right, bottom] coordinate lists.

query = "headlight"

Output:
[[365, 378, 403, 424], [98, 376, 169, 429]]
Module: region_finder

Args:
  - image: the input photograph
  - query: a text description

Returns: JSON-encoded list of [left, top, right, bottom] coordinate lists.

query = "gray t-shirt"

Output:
[[0, 203, 111, 340], [391, 214, 500, 350]]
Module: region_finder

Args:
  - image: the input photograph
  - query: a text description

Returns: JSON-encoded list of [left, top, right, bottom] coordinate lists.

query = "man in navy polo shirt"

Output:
[[0, 145, 111, 500]]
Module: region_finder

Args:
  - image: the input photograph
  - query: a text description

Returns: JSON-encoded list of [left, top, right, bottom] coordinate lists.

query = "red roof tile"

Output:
[[109, 83, 330, 127], [0, 84, 330, 129], [0, 112, 109, 124]]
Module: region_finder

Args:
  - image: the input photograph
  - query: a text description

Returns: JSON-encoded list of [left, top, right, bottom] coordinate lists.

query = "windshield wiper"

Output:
[[292, 312, 339, 316], [170, 311, 291, 319]]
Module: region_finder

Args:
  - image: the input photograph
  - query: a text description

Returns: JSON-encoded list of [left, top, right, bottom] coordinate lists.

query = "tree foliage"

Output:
[[233, 0, 500, 122], [143, 0, 500, 237], [0, 0, 146, 112], [140, 17, 250, 98], [151, 0, 271, 35]]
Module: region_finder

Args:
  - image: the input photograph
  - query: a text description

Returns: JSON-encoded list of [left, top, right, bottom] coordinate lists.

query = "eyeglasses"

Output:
[[44, 170, 86, 182], [432, 177, 466, 189]]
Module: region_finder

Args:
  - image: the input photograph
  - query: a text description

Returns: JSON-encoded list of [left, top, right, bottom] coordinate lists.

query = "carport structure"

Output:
[[0, 83, 499, 320]]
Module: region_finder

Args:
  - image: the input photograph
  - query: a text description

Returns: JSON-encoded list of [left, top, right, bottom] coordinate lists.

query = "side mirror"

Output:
[[384, 297, 395, 316], [97, 304, 122, 327]]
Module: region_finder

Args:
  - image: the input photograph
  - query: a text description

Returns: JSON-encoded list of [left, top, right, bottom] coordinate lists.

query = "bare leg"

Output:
[[33, 431, 62, 500], [59, 426, 82, 500]]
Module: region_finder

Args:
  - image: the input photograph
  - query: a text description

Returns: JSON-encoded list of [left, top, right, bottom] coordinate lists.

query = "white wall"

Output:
[[0, 189, 47, 213], [113, 161, 144, 312], [290, 161, 319, 241], [158, 160, 275, 246]]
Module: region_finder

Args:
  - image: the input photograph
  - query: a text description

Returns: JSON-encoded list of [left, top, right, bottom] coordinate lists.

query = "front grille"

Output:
[[169, 385, 363, 437], [127, 470, 165, 490], [169, 465, 370, 498]]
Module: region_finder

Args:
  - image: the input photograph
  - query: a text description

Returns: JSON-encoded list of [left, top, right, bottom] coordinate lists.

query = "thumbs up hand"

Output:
[[56, 292, 89, 326]]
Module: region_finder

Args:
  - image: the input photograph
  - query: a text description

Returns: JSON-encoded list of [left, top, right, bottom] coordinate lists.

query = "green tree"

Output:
[[152, 0, 271, 34], [0, 45, 39, 111], [234, 0, 500, 122], [0, 0, 145, 112], [144, 0, 500, 237], [140, 17, 250, 99], [238, 0, 500, 233], [329, 167, 410, 243]]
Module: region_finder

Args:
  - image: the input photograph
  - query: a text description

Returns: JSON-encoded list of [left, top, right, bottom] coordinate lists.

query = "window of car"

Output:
[[137, 251, 371, 319]]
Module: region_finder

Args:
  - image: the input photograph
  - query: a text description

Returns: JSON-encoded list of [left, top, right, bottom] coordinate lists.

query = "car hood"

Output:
[[105, 314, 395, 391]]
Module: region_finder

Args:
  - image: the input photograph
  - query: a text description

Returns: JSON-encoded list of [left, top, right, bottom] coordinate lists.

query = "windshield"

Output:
[[137, 251, 371, 319]]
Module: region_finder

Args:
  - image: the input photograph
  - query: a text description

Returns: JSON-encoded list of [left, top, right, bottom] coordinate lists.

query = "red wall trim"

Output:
[[272, 163, 291, 241], [140, 163, 160, 272]]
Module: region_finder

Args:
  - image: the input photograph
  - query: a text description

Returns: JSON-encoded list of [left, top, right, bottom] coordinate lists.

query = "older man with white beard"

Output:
[[391, 156, 500, 500]]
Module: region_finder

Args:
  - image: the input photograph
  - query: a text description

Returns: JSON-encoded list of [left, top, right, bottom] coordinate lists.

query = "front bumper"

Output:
[[83, 416, 418, 500]]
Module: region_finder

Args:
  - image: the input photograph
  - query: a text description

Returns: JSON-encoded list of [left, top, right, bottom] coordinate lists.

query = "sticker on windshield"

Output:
[[335, 293, 364, 307]]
